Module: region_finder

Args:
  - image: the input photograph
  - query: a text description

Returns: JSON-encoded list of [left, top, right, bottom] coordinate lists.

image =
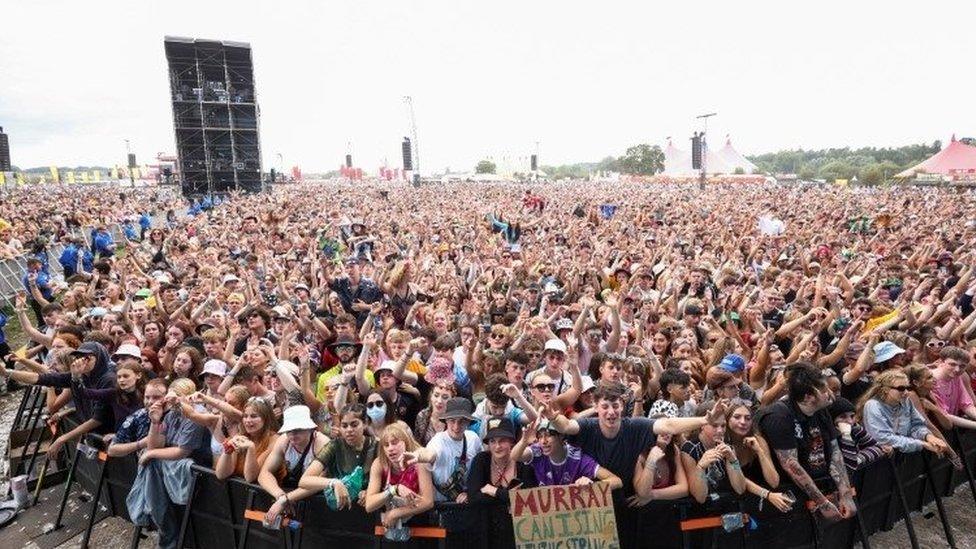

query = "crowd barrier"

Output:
[[12, 389, 976, 549], [0, 223, 132, 306]]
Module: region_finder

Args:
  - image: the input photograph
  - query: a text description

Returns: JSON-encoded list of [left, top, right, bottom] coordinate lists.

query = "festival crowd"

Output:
[[1, 180, 975, 548]]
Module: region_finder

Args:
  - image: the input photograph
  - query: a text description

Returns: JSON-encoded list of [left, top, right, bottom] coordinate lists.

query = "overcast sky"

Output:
[[1, 1, 972, 172]]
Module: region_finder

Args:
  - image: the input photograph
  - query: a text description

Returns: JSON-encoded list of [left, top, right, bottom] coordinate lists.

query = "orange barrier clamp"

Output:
[[374, 525, 447, 539], [680, 514, 750, 532]]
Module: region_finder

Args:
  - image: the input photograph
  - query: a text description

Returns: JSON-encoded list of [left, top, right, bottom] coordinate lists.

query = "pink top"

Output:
[[932, 375, 974, 416]]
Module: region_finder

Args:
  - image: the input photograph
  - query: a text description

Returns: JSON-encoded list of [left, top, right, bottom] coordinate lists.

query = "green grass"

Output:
[[1, 304, 29, 350]]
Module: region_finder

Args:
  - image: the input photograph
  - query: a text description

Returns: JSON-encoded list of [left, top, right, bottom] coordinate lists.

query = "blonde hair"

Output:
[[856, 369, 908, 421], [169, 377, 196, 397], [377, 424, 420, 472], [224, 385, 251, 409]]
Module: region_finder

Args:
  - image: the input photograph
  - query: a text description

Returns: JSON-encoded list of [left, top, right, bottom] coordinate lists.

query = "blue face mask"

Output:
[[366, 404, 386, 422]]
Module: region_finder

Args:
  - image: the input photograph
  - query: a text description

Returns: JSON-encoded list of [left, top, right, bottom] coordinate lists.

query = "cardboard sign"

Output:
[[509, 482, 619, 548]]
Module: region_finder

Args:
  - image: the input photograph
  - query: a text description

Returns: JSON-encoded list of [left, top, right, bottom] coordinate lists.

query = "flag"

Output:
[[110, 167, 118, 179], [16, 173, 25, 185], [92, 170, 101, 181], [66, 171, 76, 184], [81, 171, 90, 183], [49, 166, 60, 182]]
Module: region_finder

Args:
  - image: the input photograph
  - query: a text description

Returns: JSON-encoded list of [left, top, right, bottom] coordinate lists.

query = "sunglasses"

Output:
[[366, 401, 385, 409], [927, 341, 946, 348], [533, 383, 556, 392], [490, 333, 506, 340], [889, 385, 910, 392]]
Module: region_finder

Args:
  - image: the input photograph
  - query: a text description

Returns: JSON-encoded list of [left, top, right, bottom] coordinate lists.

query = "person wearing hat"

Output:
[[1, 341, 118, 457], [199, 359, 228, 396], [827, 397, 890, 473], [704, 354, 759, 407], [257, 405, 331, 526], [510, 419, 621, 489], [403, 397, 483, 503], [465, 417, 538, 548], [324, 256, 383, 328]]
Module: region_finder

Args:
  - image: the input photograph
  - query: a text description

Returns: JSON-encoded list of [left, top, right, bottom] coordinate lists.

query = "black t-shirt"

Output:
[[567, 417, 656, 495], [758, 400, 838, 482]]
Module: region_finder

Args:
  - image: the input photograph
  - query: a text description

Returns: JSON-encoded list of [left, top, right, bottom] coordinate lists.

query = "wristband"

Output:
[[387, 484, 398, 500]]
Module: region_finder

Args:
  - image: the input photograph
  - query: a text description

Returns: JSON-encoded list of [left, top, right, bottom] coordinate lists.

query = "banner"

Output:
[[67, 171, 76, 184], [509, 482, 619, 549], [49, 166, 60, 182], [81, 171, 90, 183], [92, 170, 102, 181]]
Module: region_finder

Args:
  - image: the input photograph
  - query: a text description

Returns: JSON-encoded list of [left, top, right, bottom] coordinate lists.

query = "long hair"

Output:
[[116, 361, 147, 410], [377, 423, 420, 473], [855, 369, 908, 421], [243, 398, 278, 440]]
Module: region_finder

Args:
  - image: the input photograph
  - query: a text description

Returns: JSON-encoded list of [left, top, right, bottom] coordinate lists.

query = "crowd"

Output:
[[1, 180, 976, 549]]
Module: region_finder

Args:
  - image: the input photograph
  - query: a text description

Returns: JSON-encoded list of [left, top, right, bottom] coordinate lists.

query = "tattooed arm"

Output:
[[773, 447, 842, 521], [828, 439, 857, 519]]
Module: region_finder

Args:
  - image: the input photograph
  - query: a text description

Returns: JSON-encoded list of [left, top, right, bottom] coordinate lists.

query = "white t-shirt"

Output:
[[425, 430, 483, 501]]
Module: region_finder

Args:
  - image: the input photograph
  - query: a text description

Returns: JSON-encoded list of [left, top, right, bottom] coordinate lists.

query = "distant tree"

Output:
[[798, 165, 816, 180], [475, 160, 496, 174], [820, 160, 855, 182], [859, 165, 884, 186], [618, 144, 665, 176], [733, 167, 746, 175]]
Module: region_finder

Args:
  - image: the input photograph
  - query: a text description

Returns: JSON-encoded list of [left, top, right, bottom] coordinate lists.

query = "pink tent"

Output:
[[897, 135, 976, 178]]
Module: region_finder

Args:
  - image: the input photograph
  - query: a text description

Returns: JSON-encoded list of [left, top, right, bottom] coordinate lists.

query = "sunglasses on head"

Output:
[[533, 383, 556, 392]]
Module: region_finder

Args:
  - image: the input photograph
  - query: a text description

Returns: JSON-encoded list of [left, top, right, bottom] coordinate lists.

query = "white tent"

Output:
[[717, 137, 758, 174], [661, 138, 734, 176]]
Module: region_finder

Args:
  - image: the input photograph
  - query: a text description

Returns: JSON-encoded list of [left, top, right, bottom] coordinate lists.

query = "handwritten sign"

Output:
[[509, 482, 619, 549]]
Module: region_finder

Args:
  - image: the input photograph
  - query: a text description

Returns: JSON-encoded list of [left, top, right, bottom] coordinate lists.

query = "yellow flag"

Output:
[[49, 166, 59, 181], [92, 170, 101, 181], [131, 167, 141, 179], [67, 171, 76, 184], [16, 173, 26, 185], [81, 171, 90, 183], [110, 167, 118, 179], [0, 172, 5, 185]]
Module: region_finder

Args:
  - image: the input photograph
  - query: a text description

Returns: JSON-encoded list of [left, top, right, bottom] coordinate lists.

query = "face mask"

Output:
[[366, 404, 386, 422]]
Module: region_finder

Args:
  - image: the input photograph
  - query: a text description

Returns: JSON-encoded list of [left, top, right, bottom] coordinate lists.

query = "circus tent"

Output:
[[896, 135, 976, 178]]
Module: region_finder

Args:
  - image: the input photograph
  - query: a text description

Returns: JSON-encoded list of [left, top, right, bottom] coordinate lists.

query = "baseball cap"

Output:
[[718, 354, 746, 373], [544, 339, 567, 354]]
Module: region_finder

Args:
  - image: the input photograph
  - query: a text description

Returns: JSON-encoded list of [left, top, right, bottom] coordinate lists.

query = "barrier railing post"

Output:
[[12, 384, 36, 427], [236, 489, 255, 549], [80, 451, 109, 549], [950, 429, 976, 507], [886, 457, 919, 549], [52, 439, 84, 531], [20, 390, 50, 482], [921, 453, 956, 548], [176, 468, 200, 549]]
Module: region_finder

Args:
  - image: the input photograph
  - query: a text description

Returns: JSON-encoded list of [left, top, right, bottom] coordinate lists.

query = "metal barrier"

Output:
[[36, 402, 976, 549]]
